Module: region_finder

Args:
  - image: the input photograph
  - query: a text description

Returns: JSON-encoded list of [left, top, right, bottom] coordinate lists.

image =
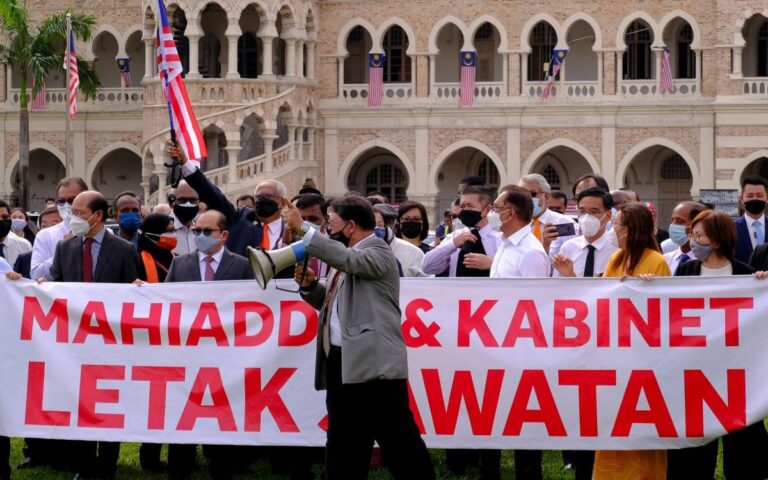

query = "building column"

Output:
[[186, 33, 201, 78], [323, 129, 339, 193], [699, 125, 714, 191], [296, 128, 305, 161], [732, 46, 743, 77], [225, 145, 241, 186], [654, 48, 662, 96], [428, 54, 436, 96], [141, 175, 150, 203], [263, 130, 278, 172], [143, 37, 155, 79], [596, 50, 604, 95], [603, 125, 617, 189], [306, 42, 316, 79], [261, 35, 276, 76], [337, 55, 346, 98], [307, 127, 316, 162], [225, 24, 242, 79], [156, 166, 168, 190], [287, 125, 297, 160], [296, 40, 305, 78], [285, 38, 297, 77], [520, 53, 529, 96], [616, 52, 624, 95], [502, 52, 509, 97], [506, 127, 521, 183], [694, 49, 703, 95]]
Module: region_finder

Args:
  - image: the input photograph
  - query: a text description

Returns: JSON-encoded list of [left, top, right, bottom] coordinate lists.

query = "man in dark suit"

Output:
[[165, 209, 254, 480], [283, 195, 435, 480], [48, 191, 140, 480], [735, 175, 768, 264]]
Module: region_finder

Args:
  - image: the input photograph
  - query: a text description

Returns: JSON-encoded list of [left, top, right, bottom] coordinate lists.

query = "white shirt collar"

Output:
[[746, 213, 766, 225], [673, 247, 696, 260], [576, 229, 611, 251], [198, 247, 225, 265], [504, 224, 532, 246]]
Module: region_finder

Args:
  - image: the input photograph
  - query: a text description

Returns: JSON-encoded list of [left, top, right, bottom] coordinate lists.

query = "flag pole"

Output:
[[156, 17, 182, 187], [64, 13, 71, 174]]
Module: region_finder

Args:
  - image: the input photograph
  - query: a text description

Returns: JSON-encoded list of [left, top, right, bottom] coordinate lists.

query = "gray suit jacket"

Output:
[[49, 230, 140, 283], [165, 248, 255, 282], [301, 232, 407, 390]]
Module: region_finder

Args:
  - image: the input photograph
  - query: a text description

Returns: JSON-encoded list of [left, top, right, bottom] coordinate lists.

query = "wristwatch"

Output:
[[296, 221, 312, 238]]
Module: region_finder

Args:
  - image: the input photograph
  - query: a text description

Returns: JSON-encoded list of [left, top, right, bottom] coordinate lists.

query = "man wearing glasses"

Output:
[[169, 180, 202, 255]]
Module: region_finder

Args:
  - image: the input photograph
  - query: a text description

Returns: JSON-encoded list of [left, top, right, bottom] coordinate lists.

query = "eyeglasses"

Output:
[[528, 191, 539, 198], [175, 197, 199, 205], [56, 197, 77, 206], [191, 227, 220, 236]]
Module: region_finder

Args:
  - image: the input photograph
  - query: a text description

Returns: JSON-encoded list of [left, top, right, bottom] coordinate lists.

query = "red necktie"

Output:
[[82, 238, 93, 283]]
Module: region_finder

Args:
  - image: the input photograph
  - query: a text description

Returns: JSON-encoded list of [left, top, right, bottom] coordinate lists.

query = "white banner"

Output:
[[1, 276, 766, 450]]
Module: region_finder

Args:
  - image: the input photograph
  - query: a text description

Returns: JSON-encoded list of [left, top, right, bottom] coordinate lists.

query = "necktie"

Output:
[[260, 224, 270, 249], [583, 245, 596, 277], [322, 270, 344, 355], [82, 238, 94, 283], [678, 253, 690, 265], [533, 218, 542, 241], [203, 256, 215, 281], [0, 243, 4, 259], [754, 221, 765, 246], [456, 228, 489, 278]]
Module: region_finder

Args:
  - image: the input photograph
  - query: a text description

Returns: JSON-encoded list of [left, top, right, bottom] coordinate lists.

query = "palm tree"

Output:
[[0, 1, 99, 209]]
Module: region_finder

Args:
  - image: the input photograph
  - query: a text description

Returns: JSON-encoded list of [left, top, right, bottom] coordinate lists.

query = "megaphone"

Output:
[[247, 241, 307, 289]]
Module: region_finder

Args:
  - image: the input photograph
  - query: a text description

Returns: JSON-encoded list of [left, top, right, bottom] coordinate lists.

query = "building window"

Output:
[[624, 21, 652, 80], [660, 155, 692, 180], [541, 165, 561, 189], [238, 32, 260, 78], [677, 24, 695, 79], [365, 163, 407, 203], [528, 22, 557, 81], [476, 157, 499, 187], [383, 26, 411, 83], [759, 20, 768, 77]]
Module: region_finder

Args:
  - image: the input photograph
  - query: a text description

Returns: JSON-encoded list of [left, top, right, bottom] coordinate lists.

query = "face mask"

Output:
[[0, 220, 10, 239], [193, 231, 220, 254], [608, 228, 624, 248], [11, 218, 26, 232], [69, 214, 96, 237], [668, 224, 689, 246], [147, 232, 178, 251], [459, 210, 482, 228], [532, 202, 542, 218], [329, 223, 350, 247], [255, 197, 279, 219], [118, 212, 142, 234], [57, 203, 72, 220], [400, 221, 422, 239], [689, 238, 713, 261], [744, 199, 767, 215], [578, 213, 605, 238], [173, 203, 199, 224]]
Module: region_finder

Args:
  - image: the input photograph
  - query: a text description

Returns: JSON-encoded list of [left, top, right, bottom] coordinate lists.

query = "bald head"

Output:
[[72, 191, 108, 235], [174, 180, 198, 202], [197, 209, 227, 232]]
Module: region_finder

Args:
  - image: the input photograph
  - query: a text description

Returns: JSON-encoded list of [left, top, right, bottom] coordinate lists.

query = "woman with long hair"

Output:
[[594, 202, 671, 479]]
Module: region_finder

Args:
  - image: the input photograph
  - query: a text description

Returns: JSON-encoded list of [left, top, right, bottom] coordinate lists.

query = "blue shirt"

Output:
[[86, 227, 108, 275]]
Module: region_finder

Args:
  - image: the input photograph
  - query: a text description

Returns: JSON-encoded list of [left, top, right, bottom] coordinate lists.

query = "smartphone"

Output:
[[554, 222, 576, 237]]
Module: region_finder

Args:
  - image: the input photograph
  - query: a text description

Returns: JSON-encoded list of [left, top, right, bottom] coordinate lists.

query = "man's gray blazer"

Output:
[[165, 248, 255, 282], [301, 232, 408, 390]]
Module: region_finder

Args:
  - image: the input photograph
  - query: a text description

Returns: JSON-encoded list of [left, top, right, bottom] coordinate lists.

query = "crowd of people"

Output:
[[3, 141, 768, 480]]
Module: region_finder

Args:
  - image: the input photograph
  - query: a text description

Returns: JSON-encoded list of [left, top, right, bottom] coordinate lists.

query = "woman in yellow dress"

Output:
[[595, 202, 670, 479]]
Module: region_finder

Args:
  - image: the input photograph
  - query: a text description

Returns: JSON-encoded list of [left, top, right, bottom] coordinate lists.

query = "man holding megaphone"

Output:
[[281, 195, 435, 480]]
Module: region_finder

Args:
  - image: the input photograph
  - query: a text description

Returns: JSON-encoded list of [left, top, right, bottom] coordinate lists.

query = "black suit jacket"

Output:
[[49, 231, 140, 283], [748, 243, 768, 271], [735, 216, 768, 264], [13, 251, 32, 279], [675, 258, 754, 276], [165, 248, 255, 282]]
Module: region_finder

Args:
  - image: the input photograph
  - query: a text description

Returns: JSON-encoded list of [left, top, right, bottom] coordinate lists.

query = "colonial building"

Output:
[[2, 1, 768, 223]]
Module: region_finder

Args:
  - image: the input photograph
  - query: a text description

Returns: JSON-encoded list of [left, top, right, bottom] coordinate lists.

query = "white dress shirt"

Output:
[[553, 229, 618, 277], [197, 248, 225, 281], [31, 220, 69, 280], [491, 225, 551, 278], [745, 213, 766, 249], [391, 237, 426, 277], [262, 218, 285, 250], [0, 232, 32, 267], [664, 247, 697, 275], [660, 238, 677, 254], [533, 208, 579, 258], [421, 224, 502, 276]]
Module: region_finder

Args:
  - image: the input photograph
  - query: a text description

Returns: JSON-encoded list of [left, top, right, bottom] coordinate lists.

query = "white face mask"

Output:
[[69, 213, 95, 237], [578, 213, 606, 238], [607, 228, 622, 248], [57, 203, 72, 219]]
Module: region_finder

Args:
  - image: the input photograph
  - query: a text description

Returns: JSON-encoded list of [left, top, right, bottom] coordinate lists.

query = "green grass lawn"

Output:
[[5, 439, 729, 479]]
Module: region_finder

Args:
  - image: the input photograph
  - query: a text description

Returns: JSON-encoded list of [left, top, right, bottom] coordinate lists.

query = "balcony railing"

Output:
[[433, 81, 504, 101], [7, 87, 143, 108], [620, 79, 658, 97], [341, 83, 414, 101], [524, 81, 601, 100], [744, 78, 768, 96]]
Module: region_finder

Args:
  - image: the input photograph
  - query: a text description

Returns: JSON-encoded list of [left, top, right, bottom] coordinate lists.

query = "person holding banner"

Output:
[[667, 210, 768, 480], [282, 195, 435, 480], [594, 202, 670, 479]]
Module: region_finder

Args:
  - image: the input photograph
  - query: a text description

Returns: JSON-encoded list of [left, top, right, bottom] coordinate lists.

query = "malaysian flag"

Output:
[[540, 49, 568, 101], [30, 78, 46, 112], [459, 51, 476, 107], [64, 23, 79, 119], [660, 46, 674, 94], [156, 0, 206, 165], [368, 53, 384, 107], [116, 57, 131, 88]]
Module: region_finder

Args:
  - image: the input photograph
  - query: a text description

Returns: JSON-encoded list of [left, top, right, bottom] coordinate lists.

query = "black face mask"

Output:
[[744, 199, 767, 215], [173, 204, 199, 224], [0, 219, 10, 239], [459, 210, 482, 228], [329, 223, 350, 248], [400, 221, 422, 239], [255, 197, 279, 219]]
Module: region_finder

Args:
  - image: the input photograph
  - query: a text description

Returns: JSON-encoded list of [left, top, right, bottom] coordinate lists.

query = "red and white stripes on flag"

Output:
[[540, 49, 568, 101], [660, 47, 674, 94], [64, 27, 78, 120], [117, 57, 131, 88], [30, 78, 46, 112], [368, 53, 384, 107], [459, 51, 476, 107], [156, 0, 206, 166]]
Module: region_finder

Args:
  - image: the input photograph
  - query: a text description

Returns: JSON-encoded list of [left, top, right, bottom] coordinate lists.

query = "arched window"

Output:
[[759, 20, 768, 77], [273, 115, 289, 149], [240, 115, 265, 161], [344, 26, 372, 83], [382, 26, 411, 83], [474, 23, 501, 82], [660, 155, 692, 180], [676, 24, 695, 79], [624, 21, 653, 80], [149, 174, 159, 195], [238, 32, 261, 78], [528, 22, 557, 81], [365, 163, 407, 203], [541, 165, 561, 189], [476, 157, 499, 187], [171, 8, 190, 75]]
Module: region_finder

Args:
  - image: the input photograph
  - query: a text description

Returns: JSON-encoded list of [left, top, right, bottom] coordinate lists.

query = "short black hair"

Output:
[[460, 185, 493, 205], [572, 174, 610, 198], [500, 185, 534, 223], [236, 194, 255, 205], [295, 193, 327, 216], [550, 191, 568, 204], [330, 195, 376, 230], [741, 175, 768, 192], [87, 193, 109, 222], [0, 199, 10, 215], [113, 191, 140, 211], [56, 177, 88, 195], [577, 187, 614, 211], [459, 176, 484, 188]]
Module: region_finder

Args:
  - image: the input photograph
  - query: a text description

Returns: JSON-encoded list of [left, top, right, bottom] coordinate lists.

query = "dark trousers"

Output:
[[23, 438, 74, 468], [168, 444, 234, 480], [325, 346, 435, 480], [667, 421, 768, 479], [445, 449, 500, 479], [269, 446, 322, 480], [0, 437, 9, 478], [568, 450, 595, 480], [514, 450, 543, 480], [70, 441, 120, 478], [139, 443, 163, 470]]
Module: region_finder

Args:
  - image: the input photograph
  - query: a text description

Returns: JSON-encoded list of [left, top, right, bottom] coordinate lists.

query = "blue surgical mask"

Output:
[[11, 218, 26, 232], [119, 212, 142, 233], [689, 239, 713, 261], [532, 202, 542, 218], [193, 231, 220, 254], [668, 224, 689, 246]]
